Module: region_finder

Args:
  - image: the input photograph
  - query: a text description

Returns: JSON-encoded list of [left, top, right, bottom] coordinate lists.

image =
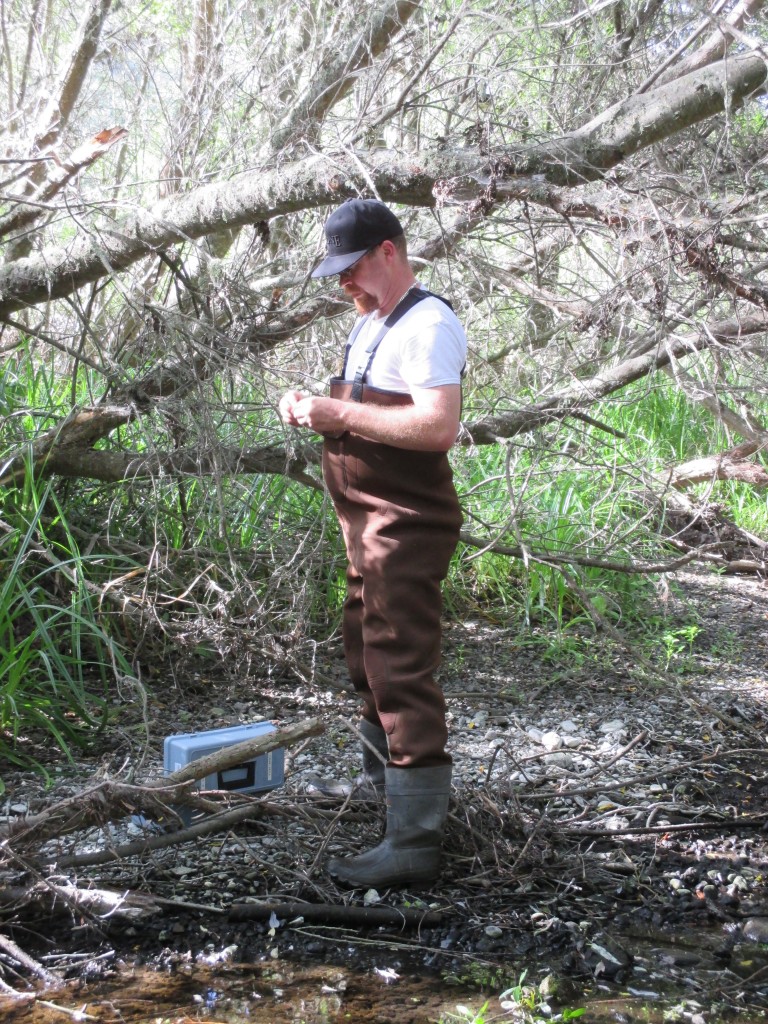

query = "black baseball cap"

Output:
[[311, 198, 403, 278]]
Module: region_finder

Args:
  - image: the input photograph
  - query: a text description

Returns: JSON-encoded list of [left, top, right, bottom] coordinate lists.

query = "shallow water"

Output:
[[3, 961, 483, 1024], [1, 949, 760, 1024]]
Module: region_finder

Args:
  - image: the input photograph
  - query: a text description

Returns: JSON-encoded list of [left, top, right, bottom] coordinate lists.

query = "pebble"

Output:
[[541, 731, 562, 751], [483, 728, 504, 741], [544, 752, 574, 769], [604, 815, 630, 831], [596, 796, 618, 811]]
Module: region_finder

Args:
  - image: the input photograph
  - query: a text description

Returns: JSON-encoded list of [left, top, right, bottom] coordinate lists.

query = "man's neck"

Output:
[[376, 276, 418, 318]]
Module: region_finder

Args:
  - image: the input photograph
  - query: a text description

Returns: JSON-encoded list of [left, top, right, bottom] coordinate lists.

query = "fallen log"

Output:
[[670, 442, 768, 490]]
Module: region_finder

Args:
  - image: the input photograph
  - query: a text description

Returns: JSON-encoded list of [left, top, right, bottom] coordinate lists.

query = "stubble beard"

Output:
[[343, 284, 379, 316]]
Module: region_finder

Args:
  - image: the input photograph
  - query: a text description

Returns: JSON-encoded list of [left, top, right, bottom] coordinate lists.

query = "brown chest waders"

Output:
[[322, 379, 462, 769]]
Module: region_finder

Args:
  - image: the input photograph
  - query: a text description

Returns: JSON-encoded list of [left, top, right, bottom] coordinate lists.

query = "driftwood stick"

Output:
[[36, 1001, 99, 1021], [0, 883, 160, 921], [48, 803, 267, 868], [0, 883, 228, 920], [1, 718, 325, 850], [0, 934, 59, 986], [160, 718, 324, 787], [229, 901, 445, 929]]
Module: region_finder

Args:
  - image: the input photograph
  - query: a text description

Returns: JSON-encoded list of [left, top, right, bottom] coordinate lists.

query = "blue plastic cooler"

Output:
[[163, 720, 284, 797]]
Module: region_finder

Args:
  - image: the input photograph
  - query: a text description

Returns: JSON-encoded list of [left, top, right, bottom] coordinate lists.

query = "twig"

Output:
[[229, 901, 444, 928], [562, 815, 768, 837], [580, 731, 649, 778], [161, 718, 324, 787], [0, 977, 33, 996], [516, 747, 767, 802], [36, 1002, 98, 1021]]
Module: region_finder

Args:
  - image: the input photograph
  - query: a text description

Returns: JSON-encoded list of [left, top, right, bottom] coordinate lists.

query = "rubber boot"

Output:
[[327, 765, 451, 887], [306, 720, 388, 799]]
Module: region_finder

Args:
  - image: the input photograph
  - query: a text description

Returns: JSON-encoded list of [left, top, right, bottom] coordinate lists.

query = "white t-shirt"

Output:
[[344, 292, 466, 394]]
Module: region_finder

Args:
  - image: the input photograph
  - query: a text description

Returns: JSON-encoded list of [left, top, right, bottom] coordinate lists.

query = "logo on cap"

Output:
[[329, 234, 341, 248]]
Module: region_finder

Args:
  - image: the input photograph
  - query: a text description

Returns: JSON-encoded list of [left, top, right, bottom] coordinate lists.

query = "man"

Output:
[[279, 198, 466, 888]]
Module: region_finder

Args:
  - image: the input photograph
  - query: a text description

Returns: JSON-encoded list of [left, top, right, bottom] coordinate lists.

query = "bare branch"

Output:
[[670, 441, 768, 489], [0, 127, 128, 240], [0, 52, 764, 318]]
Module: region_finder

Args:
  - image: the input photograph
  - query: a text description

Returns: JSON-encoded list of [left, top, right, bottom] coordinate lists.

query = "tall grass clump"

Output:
[[0, 475, 134, 784]]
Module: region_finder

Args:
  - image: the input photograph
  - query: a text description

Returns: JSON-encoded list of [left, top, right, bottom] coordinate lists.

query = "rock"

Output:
[[742, 918, 768, 944], [599, 719, 626, 734], [484, 924, 503, 938], [483, 728, 504, 741], [603, 815, 630, 831], [559, 720, 579, 733], [538, 973, 558, 998], [585, 931, 633, 978]]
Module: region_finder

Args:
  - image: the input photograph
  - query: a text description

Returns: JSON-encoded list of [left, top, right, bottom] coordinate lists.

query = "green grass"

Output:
[[438, 970, 586, 1023], [450, 371, 768, 635]]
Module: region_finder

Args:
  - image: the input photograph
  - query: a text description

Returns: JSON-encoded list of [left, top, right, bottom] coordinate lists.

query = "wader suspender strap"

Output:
[[340, 288, 454, 402]]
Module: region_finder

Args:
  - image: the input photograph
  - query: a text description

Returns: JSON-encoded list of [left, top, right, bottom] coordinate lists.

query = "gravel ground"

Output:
[[2, 569, 768, 1019]]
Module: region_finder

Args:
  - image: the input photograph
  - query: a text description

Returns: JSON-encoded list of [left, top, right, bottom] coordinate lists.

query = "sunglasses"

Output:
[[339, 244, 381, 278]]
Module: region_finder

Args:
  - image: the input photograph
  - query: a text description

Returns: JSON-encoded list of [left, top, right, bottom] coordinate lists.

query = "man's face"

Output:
[[339, 244, 383, 314]]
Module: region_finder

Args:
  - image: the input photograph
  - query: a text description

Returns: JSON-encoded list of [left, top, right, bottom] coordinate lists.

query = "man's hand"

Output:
[[278, 390, 308, 427], [279, 391, 346, 436], [291, 395, 346, 435]]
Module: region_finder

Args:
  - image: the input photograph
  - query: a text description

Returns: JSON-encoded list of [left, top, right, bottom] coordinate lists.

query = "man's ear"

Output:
[[380, 239, 397, 261]]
